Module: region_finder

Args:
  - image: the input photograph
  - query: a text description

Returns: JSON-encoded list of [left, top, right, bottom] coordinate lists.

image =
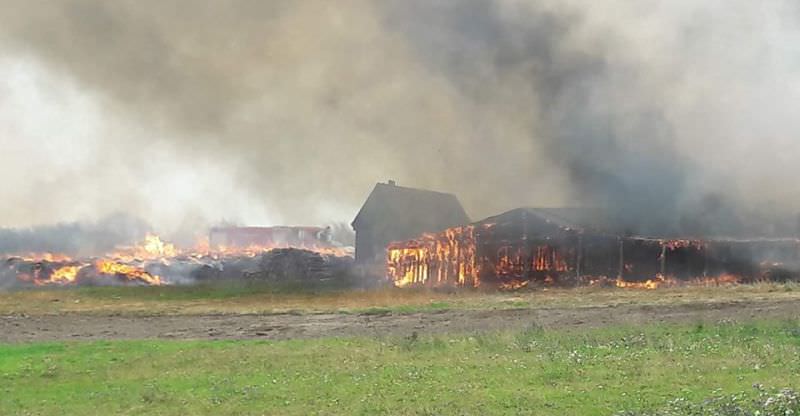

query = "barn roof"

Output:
[[351, 182, 470, 235], [477, 207, 619, 234]]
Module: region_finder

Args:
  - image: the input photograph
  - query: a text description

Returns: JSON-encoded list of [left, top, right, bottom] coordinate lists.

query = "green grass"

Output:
[[2, 320, 799, 415]]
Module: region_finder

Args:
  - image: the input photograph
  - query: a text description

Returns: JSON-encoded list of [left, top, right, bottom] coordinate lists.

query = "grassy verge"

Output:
[[1, 320, 799, 415], [0, 282, 799, 316]]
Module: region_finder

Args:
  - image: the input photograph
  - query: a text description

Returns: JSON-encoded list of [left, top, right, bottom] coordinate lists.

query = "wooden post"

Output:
[[576, 235, 583, 282], [521, 209, 528, 241], [618, 238, 625, 279], [522, 210, 530, 279]]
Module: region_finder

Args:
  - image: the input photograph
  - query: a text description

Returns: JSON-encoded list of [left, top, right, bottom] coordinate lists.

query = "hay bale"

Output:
[[254, 248, 351, 282]]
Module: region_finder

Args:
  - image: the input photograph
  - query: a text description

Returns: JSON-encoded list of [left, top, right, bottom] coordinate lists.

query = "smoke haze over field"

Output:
[[1, 0, 800, 238]]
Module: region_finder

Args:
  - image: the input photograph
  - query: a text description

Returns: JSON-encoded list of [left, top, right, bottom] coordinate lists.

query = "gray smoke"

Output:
[[0, 213, 149, 256], [1, 0, 799, 238]]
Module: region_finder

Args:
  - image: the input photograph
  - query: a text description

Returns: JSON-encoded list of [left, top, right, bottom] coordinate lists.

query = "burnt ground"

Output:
[[2, 298, 799, 343]]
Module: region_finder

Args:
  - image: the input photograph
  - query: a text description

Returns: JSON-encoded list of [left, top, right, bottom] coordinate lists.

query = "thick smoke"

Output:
[[1, 0, 800, 238], [0, 213, 149, 256]]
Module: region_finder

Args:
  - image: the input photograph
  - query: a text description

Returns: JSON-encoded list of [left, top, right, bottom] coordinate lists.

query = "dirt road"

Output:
[[2, 298, 798, 342]]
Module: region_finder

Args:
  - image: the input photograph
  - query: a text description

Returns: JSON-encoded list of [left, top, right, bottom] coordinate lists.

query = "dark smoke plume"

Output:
[[1, 0, 799, 238]]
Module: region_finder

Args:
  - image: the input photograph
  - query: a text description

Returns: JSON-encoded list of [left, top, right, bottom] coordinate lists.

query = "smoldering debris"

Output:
[[0, 249, 355, 289]]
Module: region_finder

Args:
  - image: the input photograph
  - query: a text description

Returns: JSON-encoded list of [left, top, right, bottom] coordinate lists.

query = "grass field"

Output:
[[1, 320, 799, 415], [1, 282, 799, 315], [3, 284, 799, 414]]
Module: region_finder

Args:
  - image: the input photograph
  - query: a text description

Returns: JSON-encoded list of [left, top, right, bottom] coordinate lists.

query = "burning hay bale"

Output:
[[0, 248, 356, 288], [0, 230, 356, 288], [2, 258, 162, 287]]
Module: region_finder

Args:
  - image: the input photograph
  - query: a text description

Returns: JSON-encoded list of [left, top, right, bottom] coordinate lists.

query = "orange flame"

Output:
[[8, 230, 354, 287], [615, 275, 669, 290], [95, 260, 162, 285], [387, 225, 479, 288], [499, 279, 530, 290], [609, 274, 743, 290], [46, 265, 80, 285], [142, 234, 178, 258], [14, 253, 73, 262], [207, 243, 353, 259], [110, 233, 179, 262]]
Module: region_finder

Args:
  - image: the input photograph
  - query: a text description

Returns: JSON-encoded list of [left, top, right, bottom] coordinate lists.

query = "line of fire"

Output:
[[385, 207, 800, 289], [6, 180, 800, 289], [4, 226, 354, 287]]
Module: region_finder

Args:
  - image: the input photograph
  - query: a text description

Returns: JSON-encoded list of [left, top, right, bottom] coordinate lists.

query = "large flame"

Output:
[[47, 265, 80, 285], [109, 233, 179, 262], [94, 260, 163, 285], [142, 234, 178, 258], [387, 225, 480, 288]]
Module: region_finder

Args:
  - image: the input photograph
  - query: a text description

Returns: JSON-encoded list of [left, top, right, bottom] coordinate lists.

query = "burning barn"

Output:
[[387, 208, 596, 288], [387, 207, 800, 288], [351, 181, 470, 274]]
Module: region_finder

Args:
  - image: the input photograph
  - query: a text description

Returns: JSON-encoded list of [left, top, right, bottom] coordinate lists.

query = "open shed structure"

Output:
[[387, 207, 800, 288]]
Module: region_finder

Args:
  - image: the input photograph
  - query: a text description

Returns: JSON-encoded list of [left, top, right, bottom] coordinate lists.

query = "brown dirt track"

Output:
[[2, 297, 798, 343]]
